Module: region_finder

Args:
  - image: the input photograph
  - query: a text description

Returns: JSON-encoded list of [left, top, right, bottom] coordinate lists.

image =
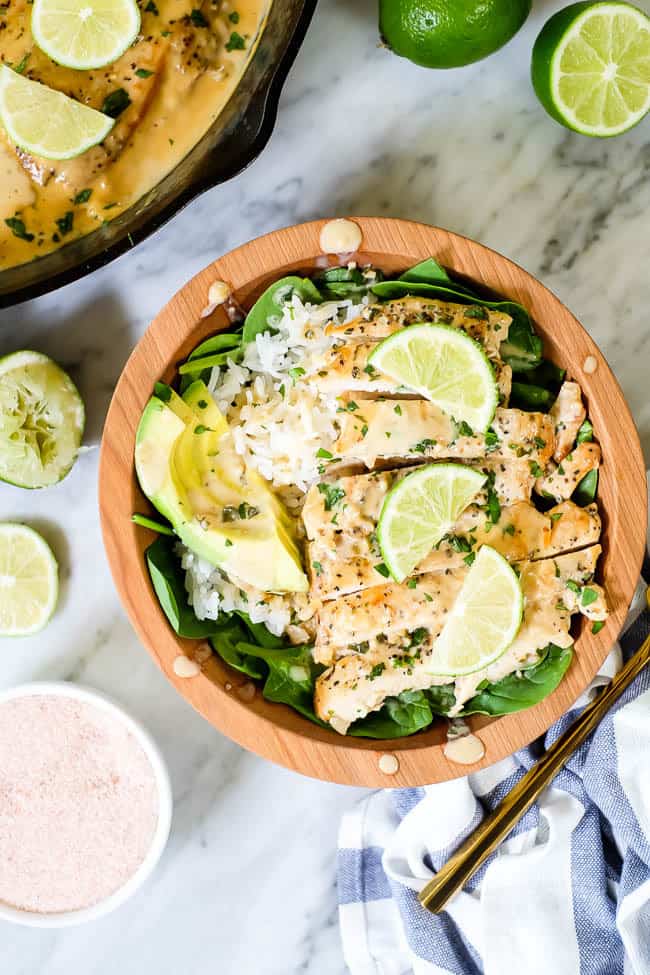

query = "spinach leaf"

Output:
[[233, 641, 329, 724], [132, 513, 175, 536], [314, 266, 384, 300], [187, 330, 243, 361], [573, 469, 598, 506], [210, 617, 266, 680], [145, 537, 219, 638], [349, 690, 434, 738], [242, 277, 323, 344], [461, 644, 573, 716], [510, 381, 555, 412], [425, 683, 457, 715], [514, 359, 566, 394], [576, 419, 593, 444], [179, 349, 243, 374]]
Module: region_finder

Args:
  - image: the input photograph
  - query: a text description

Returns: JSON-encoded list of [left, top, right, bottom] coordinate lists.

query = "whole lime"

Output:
[[379, 0, 533, 69]]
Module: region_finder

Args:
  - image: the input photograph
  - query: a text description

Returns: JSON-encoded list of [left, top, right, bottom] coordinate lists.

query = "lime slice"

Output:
[[427, 545, 523, 677], [0, 66, 114, 160], [0, 524, 58, 636], [377, 463, 486, 583], [0, 351, 85, 489], [32, 0, 141, 70], [532, 2, 650, 137], [367, 323, 498, 433]]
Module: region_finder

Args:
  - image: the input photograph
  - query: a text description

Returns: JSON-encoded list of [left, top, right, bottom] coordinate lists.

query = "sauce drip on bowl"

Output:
[[0, 0, 267, 270]]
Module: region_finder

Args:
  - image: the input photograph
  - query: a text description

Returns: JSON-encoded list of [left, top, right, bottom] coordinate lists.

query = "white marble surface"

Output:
[[1, 0, 649, 971]]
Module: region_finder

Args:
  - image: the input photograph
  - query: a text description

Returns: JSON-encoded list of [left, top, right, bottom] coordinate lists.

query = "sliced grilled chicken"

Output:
[[550, 381, 586, 462], [314, 545, 604, 732], [308, 498, 601, 603], [332, 401, 555, 469], [535, 442, 601, 502], [307, 341, 513, 405], [324, 297, 511, 359]]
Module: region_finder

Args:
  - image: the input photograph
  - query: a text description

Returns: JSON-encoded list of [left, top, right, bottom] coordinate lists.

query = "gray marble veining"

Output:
[[0, 0, 649, 971]]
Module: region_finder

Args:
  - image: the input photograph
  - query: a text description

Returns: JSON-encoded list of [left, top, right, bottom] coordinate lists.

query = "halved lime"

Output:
[[377, 463, 486, 583], [0, 524, 58, 636], [0, 351, 85, 489], [0, 66, 114, 160], [532, 2, 650, 137], [367, 323, 498, 433], [427, 545, 523, 677], [32, 0, 141, 71]]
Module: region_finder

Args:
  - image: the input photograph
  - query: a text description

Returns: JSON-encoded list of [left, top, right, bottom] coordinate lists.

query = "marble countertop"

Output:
[[1, 0, 649, 971]]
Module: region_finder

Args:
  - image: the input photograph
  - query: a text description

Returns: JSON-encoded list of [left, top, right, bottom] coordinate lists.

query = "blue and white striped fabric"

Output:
[[338, 563, 650, 975]]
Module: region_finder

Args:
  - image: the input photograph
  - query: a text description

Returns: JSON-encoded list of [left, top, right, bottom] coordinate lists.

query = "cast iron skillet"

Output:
[[0, 0, 318, 308]]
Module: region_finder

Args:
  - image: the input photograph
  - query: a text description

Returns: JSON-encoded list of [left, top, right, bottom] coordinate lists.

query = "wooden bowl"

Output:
[[99, 217, 646, 787]]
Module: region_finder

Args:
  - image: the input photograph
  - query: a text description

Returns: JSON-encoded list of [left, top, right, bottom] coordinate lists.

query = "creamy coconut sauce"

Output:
[[0, 0, 267, 269]]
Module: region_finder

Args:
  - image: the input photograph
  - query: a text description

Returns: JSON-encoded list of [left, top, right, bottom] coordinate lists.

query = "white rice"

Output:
[[184, 289, 367, 637]]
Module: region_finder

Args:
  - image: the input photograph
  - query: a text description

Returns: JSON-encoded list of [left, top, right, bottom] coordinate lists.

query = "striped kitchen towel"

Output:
[[338, 564, 650, 975]]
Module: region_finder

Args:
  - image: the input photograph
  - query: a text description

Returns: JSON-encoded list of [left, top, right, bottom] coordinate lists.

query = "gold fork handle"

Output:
[[419, 631, 650, 914]]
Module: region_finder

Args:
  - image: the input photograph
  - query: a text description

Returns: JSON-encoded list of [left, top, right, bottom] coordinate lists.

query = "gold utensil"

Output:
[[419, 621, 650, 914]]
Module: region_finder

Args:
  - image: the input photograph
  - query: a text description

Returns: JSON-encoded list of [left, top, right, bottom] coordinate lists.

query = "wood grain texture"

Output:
[[99, 217, 647, 787]]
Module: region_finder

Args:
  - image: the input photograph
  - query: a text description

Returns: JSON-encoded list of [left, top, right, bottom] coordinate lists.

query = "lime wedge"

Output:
[[367, 323, 498, 433], [32, 0, 141, 70], [0, 351, 85, 489], [427, 545, 523, 677], [0, 66, 114, 160], [532, 1, 650, 137], [377, 463, 486, 583], [0, 524, 58, 635]]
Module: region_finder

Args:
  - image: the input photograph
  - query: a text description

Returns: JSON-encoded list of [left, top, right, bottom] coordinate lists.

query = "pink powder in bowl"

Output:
[[0, 692, 162, 915]]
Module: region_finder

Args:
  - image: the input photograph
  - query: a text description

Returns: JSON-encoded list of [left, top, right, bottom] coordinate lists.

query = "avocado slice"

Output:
[[135, 386, 308, 593]]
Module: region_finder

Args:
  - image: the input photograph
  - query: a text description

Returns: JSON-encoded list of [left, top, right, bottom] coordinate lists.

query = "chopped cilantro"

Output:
[[145, 0, 159, 12], [406, 578, 417, 589], [73, 188, 92, 205], [101, 88, 131, 118], [581, 587, 598, 607], [463, 552, 476, 567], [592, 620, 605, 634], [312, 561, 323, 576], [190, 8, 208, 26], [5, 217, 34, 242], [369, 663, 385, 679], [374, 563, 390, 578], [225, 30, 246, 50], [503, 523, 515, 536], [135, 68, 154, 78], [529, 460, 544, 478], [457, 420, 474, 437], [464, 305, 488, 320], [55, 211, 74, 236], [229, 10, 240, 22], [316, 448, 333, 459], [394, 404, 402, 416], [317, 482, 345, 511]]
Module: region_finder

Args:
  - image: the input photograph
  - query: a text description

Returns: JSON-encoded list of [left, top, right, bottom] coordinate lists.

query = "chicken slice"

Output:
[[314, 545, 604, 732], [307, 341, 513, 405], [325, 297, 511, 359], [550, 381, 586, 462], [332, 401, 555, 469], [535, 442, 601, 502]]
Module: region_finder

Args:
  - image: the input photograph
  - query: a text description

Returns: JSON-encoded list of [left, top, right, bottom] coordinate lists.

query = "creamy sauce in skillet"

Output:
[[0, 0, 267, 269]]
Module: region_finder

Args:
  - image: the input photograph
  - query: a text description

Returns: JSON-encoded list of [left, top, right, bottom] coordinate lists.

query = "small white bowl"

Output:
[[0, 681, 172, 928]]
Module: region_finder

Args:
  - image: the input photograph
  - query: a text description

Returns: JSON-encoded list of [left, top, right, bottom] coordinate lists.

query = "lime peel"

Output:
[[367, 322, 498, 433], [377, 463, 486, 583], [532, 1, 650, 137], [0, 523, 58, 636], [426, 545, 523, 677], [31, 0, 141, 71], [0, 65, 114, 160]]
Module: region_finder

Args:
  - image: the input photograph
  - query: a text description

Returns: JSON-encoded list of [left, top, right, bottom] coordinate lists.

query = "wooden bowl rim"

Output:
[[99, 216, 647, 787]]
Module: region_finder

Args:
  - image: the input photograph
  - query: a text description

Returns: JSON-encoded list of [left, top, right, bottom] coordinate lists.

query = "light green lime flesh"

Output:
[[426, 545, 524, 677], [0, 65, 114, 160], [31, 0, 141, 71], [377, 463, 486, 583], [0, 523, 59, 636], [367, 323, 498, 433], [0, 350, 85, 489], [135, 381, 308, 593], [541, 3, 650, 136]]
